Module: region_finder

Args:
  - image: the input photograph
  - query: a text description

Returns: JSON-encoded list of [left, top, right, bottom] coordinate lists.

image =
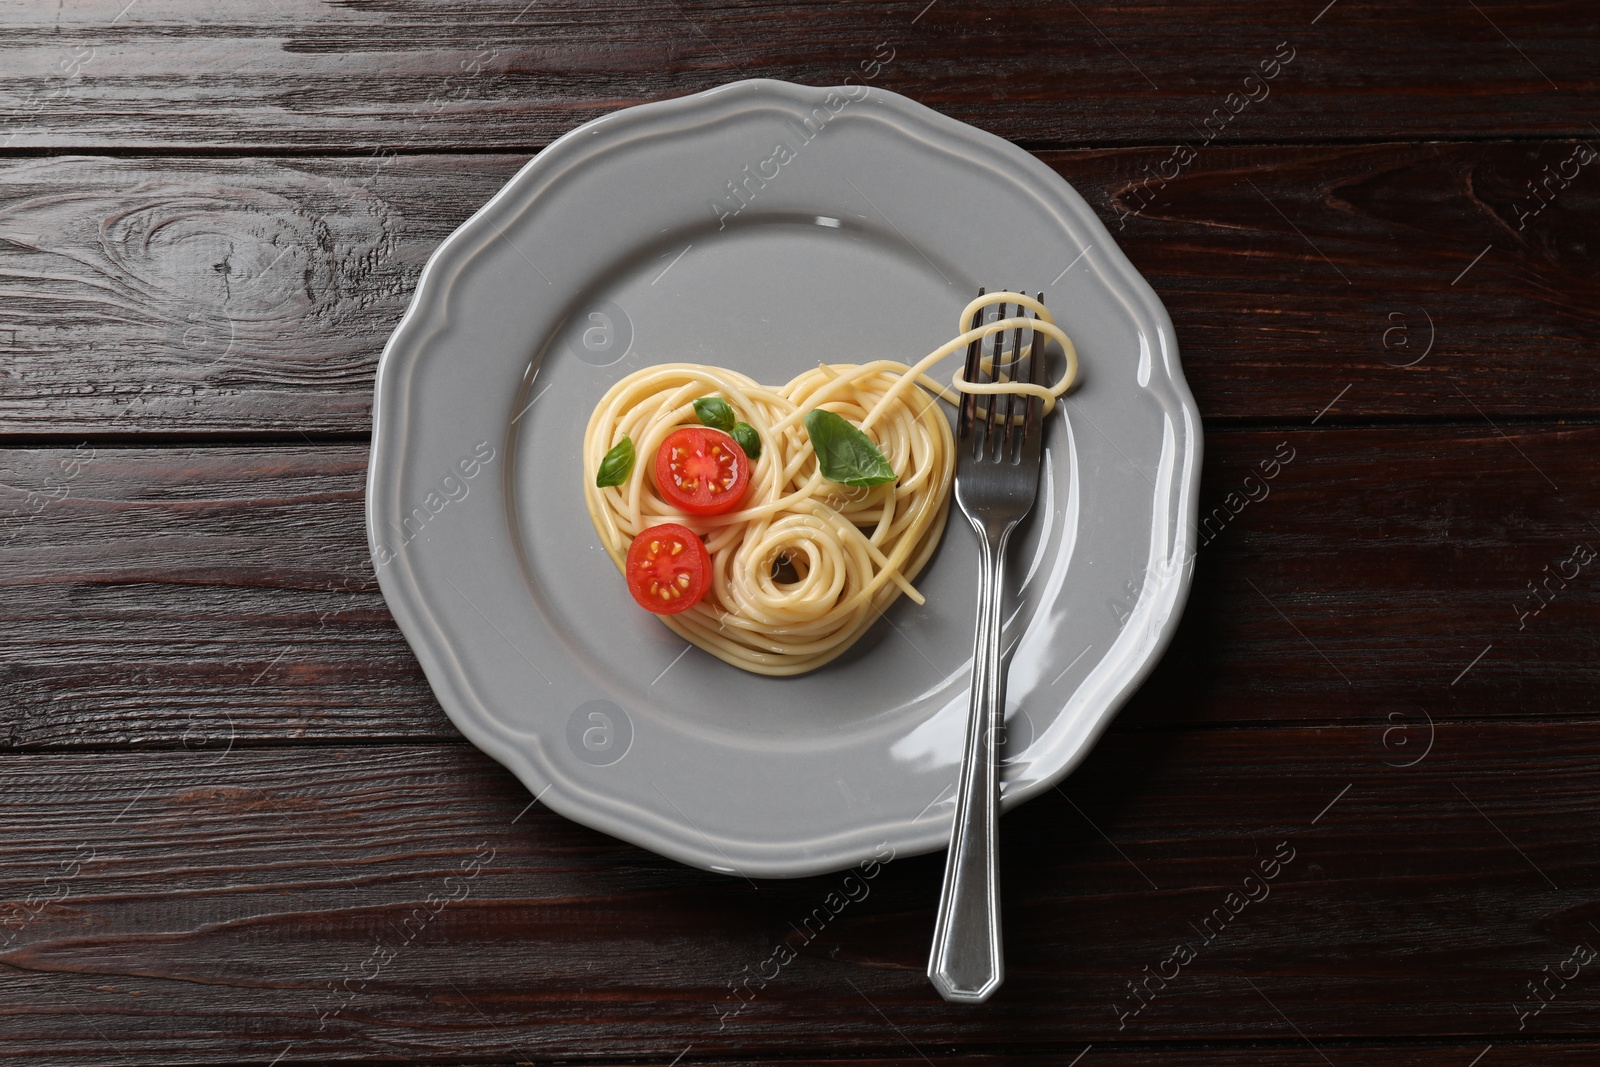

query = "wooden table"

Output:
[[3, 2, 1597, 1063]]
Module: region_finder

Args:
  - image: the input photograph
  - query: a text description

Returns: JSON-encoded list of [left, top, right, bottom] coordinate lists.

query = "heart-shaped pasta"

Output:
[[583, 292, 1077, 675]]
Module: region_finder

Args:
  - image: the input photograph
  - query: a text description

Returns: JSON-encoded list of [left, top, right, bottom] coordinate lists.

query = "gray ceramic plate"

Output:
[[368, 79, 1201, 879]]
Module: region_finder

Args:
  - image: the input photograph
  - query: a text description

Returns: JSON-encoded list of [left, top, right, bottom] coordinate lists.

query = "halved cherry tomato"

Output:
[[625, 523, 711, 614], [654, 426, 750, 516]]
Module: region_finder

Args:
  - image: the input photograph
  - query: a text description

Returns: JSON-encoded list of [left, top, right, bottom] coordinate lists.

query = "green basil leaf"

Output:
[[594, 435, 635, 488], [802, 409, 896, 487], [731, 422, 762, 461], [693, 396, 736, 433]]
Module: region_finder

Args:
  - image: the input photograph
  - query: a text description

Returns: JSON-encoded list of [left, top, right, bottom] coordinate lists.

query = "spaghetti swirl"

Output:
[[582, 291, 1077, 676]]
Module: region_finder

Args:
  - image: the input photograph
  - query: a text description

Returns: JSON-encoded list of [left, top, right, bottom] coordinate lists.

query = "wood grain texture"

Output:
[[0, 723, 1595, 1062], [0, 155, 446, 433], [0, 0, 1592, 150], [369, 1050, 1600, 1067], [0, 142, 1596, 433], [1, 426, 1595, 748], [0, 6, 1595, 1059], [0, 444, 427, 746], [488, 1050, 1600, 1067]]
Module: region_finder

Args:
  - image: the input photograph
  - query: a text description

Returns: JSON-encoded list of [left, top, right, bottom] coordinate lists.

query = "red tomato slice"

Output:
[[654, 426, 750, 516], [625, 523, 711, 615]]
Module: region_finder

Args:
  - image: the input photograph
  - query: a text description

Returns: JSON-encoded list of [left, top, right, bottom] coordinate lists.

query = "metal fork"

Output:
[[927, 289, 1047, 1004]]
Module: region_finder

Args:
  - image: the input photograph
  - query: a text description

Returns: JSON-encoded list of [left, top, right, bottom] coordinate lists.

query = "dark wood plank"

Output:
[[1127, 418, 1600, 728], [0, 444, 436, 746], [524, 1050, 1600, 1067], [1, 425, 1595, 747], [0, 721, 1595, 1061], [0, 154, 470, 434], [1075, 140, 1600, 424], [443, 1050, 1600, 1067], [1, 142, 1596, 433], [0, 1, 1590, 150]]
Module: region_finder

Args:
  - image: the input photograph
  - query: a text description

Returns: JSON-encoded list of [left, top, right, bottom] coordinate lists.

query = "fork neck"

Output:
[[967, 514, 1018, 561]]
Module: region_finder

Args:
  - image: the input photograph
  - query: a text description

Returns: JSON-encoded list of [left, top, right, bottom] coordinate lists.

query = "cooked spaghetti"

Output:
[[582, 291, 1078, 675]]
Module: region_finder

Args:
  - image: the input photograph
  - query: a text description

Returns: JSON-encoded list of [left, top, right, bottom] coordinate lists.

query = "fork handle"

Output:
[[928, 520, 1011, 1003]]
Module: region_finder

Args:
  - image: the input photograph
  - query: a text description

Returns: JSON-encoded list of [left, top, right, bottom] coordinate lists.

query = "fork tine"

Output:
[[1002, 297, 1023, 460], [985, 296, 1006, 458], [1023, 292, 1045, 451], [960, 287, 985, 444]]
